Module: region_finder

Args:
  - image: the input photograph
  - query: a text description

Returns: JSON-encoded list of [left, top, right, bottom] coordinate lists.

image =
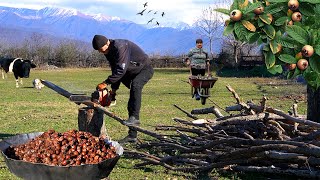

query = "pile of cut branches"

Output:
[[121, 85, 320, 178]]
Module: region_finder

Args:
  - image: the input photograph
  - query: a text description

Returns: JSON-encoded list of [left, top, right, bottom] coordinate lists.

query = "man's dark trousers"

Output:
[[127, 64, 154, 137]]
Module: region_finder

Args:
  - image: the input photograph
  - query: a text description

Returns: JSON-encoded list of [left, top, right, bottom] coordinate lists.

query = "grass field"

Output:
[[0, 68, 307, 179]]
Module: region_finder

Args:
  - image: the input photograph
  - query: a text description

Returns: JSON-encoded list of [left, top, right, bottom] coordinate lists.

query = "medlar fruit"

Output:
[[286, 63, 296, 70], [288, 0, 299, 11], [230, 10, 242, 21], [254, 6, 264, 15], [302, 45, 314, 57], [291, 12, 302, 22], [297, 59, 308, 70]]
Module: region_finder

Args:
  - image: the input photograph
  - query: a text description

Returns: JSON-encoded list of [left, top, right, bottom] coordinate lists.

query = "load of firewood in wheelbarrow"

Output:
[[121, 85, 320, 179]]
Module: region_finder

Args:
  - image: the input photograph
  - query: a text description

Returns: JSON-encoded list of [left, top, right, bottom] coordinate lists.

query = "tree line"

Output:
[[0, 33, 263, 69]]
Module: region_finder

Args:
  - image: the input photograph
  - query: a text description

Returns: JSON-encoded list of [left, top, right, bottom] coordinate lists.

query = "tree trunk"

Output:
[[307, 85, 320, 122], [78, 107, 107, 138]]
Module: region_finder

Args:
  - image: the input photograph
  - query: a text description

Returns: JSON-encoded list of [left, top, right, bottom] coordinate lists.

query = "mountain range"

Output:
[[0, 6, 223, 55]]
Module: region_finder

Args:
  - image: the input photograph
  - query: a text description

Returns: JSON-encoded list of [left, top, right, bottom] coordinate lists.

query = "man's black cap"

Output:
[[196, 39, 203, 43], [92, 35, 108, 50]]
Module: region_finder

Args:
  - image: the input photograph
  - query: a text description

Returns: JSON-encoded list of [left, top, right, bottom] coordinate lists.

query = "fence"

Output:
[[150, 55, 264, 68]]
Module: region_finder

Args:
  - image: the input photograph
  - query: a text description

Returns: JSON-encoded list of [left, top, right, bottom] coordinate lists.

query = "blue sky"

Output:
[[0, 0, 231, 25]]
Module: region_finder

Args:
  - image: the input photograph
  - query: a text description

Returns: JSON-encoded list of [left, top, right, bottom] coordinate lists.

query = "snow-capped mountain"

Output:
[[0, 6, 222, 55]]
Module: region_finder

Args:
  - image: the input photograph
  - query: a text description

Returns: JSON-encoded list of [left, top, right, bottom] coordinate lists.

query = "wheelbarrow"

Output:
[[189, 75, 218, 105]]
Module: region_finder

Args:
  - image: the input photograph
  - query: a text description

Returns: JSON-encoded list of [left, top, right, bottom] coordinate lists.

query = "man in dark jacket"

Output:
[[92, 35, 154, 143]]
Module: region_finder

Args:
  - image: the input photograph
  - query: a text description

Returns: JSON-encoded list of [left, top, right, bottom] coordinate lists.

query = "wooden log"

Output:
[[191, 106, 224, 118], [226, 85, 241, 104], [217, 143, 320, 160], [266, 107, 320, 128], [292, 130, 320, 141], [155, 125, 208, 136], [260, 96, 267, 112], [213, 113, 268, 126], [173, 104, 198, 120], [78, 107, 107, 139], [230, 165, 320, 178], [225, 104, 242, 112]]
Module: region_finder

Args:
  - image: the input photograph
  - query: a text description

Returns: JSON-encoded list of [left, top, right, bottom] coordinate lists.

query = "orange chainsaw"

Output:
[[91, 88, 116, 107]]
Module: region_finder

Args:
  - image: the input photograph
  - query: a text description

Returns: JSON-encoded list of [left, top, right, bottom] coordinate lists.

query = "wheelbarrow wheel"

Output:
[[200, 89, 206, 105]]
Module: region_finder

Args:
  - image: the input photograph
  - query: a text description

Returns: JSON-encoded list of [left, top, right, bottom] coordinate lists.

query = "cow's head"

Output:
[[20, 59, 36, 78]]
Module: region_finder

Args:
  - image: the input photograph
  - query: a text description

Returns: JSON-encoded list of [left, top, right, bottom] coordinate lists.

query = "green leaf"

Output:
[[309, 54, 320, 73], [214, 8, 230, 15], [239, 0, 249, 9], [234, 22, 248, 41], [231, 0, 240, 10], [303, 71, 320, 90], [315, 44, 320, 56], [263, 44, 270, 51], [262, 25, 276, 39], [309, 30, 315, 45], [265, 3, 287, 14], [300, 0, 320, 4], [278, 54, 298, 64], [243, 2, 262, 14], [316, 4, 320, 14], [223, 23, 235, 36], [241, 20, 256, 32], [278, 36, 297, 48], [286, 25, 309, 45], [258, 19, 265, 27], [299, 3, 315, 16], [248, 33, 260, 44], [287, 68, 302, 79], [274, 16, 289, 26], [267, 0, 287, 2], [304, 16, 316, 26], [269, 40, 279, 54], [259, 14, 272, 25], [264, 50, 276, 69], [268, 65, 283, 74]]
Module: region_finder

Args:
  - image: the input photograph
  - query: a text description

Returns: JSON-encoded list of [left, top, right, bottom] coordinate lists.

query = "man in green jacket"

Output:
[[186, 39, 210, 100]]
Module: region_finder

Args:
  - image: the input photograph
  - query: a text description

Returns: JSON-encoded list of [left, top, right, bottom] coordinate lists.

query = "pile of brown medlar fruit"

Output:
[[5, 130, 117, 166]]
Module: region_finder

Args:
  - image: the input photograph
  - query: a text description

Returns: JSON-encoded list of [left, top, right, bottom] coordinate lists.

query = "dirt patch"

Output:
[[272, 94, 306, 102]]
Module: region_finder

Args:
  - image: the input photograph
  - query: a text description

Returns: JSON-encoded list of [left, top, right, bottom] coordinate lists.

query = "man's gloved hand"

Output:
[[96, 82, 108, 90]]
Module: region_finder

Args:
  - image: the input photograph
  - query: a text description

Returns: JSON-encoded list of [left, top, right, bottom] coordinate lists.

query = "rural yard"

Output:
[[0, 68, 309, 179], [1, 0, 320, 179]]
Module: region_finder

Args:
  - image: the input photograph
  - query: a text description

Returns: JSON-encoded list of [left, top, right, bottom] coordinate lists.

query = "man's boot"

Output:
[[119, 128, 137, 144], [123, 116, 140, 126]]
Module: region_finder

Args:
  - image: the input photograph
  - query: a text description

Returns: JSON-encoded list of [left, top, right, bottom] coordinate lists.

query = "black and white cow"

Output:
[[0, 58, 36, 88]]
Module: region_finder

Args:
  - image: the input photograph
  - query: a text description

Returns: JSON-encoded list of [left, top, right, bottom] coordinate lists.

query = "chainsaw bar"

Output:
[[69, 95, 92, 103]]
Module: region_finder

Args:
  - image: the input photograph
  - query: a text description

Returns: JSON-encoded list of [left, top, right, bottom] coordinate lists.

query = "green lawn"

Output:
[[0, 68, 307, 179]]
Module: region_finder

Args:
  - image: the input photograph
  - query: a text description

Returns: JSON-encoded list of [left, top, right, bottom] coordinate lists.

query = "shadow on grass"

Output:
[[0, 133, 17, 140], [154, 69, 190, 74], [162, 92, 190, 95]]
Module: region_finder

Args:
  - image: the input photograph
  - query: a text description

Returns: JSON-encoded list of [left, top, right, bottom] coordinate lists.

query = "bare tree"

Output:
[[223, 34, 246, 67], [25, 33, 54, 65], [194, 5, 225, 57], [221, 34, 262, 68]]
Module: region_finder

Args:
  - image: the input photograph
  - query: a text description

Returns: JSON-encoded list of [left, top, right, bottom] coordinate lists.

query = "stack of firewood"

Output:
[[122, 85, 320, 178]]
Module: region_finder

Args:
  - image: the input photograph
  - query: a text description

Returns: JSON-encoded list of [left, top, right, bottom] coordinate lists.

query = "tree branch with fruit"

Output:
[[215, 0, 320, 90]]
